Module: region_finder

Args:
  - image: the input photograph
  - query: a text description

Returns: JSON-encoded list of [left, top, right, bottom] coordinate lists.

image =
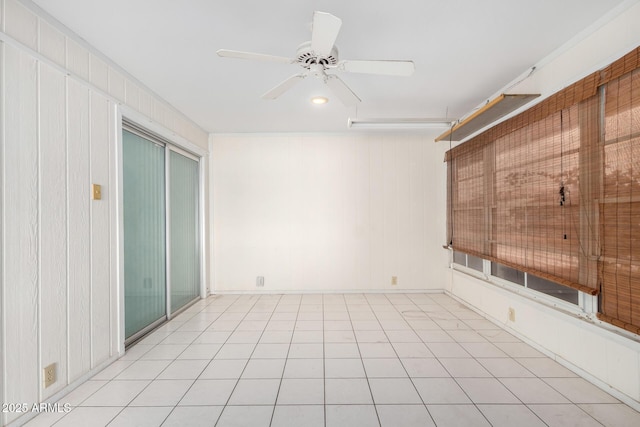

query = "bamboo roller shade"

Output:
[[446, 46, 640, 334]]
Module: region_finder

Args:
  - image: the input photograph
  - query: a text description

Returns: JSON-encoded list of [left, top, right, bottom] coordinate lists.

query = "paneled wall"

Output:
[[3, 43, 115, 413], [211, 133, 449, 292], [0, 1, 208, 425]]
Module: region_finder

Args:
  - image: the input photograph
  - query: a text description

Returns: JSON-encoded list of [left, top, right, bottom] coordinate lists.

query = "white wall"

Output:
[[209, 0, 640, 297], [211, 133, 449, 293], [447, 0, 640, 408], [0, 1, 208, 425]]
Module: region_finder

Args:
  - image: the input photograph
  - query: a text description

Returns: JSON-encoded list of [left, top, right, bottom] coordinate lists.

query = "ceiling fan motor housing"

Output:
[[296, 41, 339, 69]]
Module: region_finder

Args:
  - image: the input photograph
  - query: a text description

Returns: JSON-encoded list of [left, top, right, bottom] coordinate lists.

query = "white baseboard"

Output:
[[210, 289, 446, 295]]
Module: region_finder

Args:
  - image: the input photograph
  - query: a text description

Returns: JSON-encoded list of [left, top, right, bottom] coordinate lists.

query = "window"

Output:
[[491, 262, 524, 286], [446, 47, 640, 334], [453, 251, 467, 266], [453, 251, 578, 304], [467, 254, 484, 272], [527, 274, 578, 304], [452, 251, 483, 273]]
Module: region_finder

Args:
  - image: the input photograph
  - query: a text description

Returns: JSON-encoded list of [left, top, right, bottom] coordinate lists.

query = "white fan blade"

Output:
[[338, 60, 415, 76], [325, 75, 360, 106], [311, 12, 342, 57], [262, 74, 307, 99], [217, 49, 293, 64]]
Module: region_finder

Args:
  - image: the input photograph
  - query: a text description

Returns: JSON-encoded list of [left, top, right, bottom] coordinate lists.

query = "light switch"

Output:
[[92, 184, 102, 200]]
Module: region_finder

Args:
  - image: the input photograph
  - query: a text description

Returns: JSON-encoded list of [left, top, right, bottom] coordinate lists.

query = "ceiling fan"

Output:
[[217, 11, 415, 107]]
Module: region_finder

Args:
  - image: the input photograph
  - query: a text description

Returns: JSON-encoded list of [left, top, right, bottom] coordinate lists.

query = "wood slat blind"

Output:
[[448, 100, 598, 294], [447, 46, 640, 333], [599, 68, 640, 332]]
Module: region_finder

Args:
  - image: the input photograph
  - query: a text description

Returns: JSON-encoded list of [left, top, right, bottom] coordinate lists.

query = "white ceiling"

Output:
[[32, 0, 628, 134]]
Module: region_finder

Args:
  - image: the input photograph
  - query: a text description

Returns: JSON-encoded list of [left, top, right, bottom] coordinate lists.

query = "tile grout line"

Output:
[[322, 294, 327, 427], [377, 293, 439, 426], [147, 297, 230, 411], [268, 294, 303, 427], [423, 295, 556, 426], [422, 295, 504, 426], [439, 296, 556, 426], [198, 294, 262, 427], [430, 297, 497, 424], [157, 294, 240, 426], [148, 295, 236, 424], [144, 301, 225, 427], [349, 293, 383, 427]]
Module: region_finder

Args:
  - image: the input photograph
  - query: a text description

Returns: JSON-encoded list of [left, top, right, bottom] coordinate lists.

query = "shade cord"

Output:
[[448, 122, 454, 247]]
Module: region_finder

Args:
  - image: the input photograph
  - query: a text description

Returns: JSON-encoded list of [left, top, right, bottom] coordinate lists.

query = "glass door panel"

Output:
[[169, 150, 200, 313], [123, 129, 166, 340]]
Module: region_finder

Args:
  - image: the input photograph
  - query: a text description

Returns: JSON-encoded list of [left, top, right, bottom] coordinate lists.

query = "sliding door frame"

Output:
[[166, 145, 201, 317], [121, 125, 167, 346], [115, 106, 207, 353]]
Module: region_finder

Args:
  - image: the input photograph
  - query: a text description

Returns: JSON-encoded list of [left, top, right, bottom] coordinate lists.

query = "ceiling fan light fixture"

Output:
[[348, 118, 456, 129], [311, 96, 329, 105]]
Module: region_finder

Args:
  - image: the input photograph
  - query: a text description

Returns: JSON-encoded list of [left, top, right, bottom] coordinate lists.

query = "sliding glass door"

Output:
[[123, 129, 167, 340], [122, 127, 202, 343], [169, 149, 200, 313]]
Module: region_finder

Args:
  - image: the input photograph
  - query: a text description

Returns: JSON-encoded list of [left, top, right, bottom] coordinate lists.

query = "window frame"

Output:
[[450, 250, 593, 314]]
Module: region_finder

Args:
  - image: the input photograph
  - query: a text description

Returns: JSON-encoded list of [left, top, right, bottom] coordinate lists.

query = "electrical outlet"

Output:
[[256, 276, 264, 287], [391, 276, 398, 286], [43, 363, 56, 388], [508, 307, 516, 322]]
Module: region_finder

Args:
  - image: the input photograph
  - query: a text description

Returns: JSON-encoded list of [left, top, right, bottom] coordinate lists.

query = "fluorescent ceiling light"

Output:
[[348, 118, 455, 129], [311, 96, 328, 105]]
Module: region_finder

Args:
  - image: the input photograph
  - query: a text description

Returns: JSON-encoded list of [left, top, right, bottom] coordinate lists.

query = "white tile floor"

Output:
[[25, 293, 640, 427]]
